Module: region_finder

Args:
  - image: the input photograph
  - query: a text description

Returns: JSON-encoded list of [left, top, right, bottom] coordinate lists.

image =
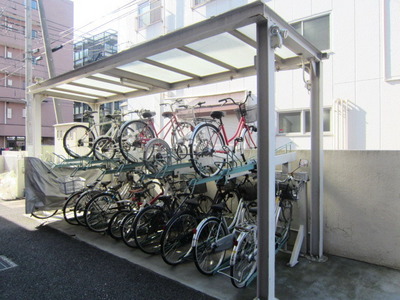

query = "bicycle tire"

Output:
[[133, 206, 168, 254], [121, 211, 140, 248], [62, 191, 83, 225], [31, 209, 59, 219], [93, 136, 116, 160], [74, 190, 101, 226], [275, 198, 292, 252], [171, 121, 193, 159], [63, 124, 95, 158], [143, 138, 172, 174], [230, 230, 257, 288], [193, 217, 228, 275], [85, 192, 120, 232], [189, 122, 226, 177], [234, 126, 257, 161], [118, 120, 155, 163], [161, 212, 198, 265], [108, 210, 131, 240]]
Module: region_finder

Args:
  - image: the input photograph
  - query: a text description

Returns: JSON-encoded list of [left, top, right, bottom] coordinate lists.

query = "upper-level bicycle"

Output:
[[118, 99, 194, 163], [189, 91, 257, 177]]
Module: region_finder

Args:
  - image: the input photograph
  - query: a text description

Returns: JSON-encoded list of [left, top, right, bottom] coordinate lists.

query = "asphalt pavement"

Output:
[[0, 200, 217, 300]]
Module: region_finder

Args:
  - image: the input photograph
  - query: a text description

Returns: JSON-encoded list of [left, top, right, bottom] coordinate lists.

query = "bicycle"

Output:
[[108, 179, 164, 242], [191, 175, 257, 275], [129, 175, 205, 254], [118, 99, 194, 163], [189, 91, 257, 177], [229, 159, 308, 288]]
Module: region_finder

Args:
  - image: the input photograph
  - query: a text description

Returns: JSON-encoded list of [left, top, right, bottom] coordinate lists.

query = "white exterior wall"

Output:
[[295, 150, 400, 270], [270, 0, 400, 150]]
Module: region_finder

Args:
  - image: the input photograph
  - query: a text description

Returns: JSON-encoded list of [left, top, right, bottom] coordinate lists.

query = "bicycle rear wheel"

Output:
[[133, 206, 168, 254], [63, 124, 95, 158], [193, 217, 228, 275], [189, 123, 226, 177], [93, 136, 116, 160], [161, 212, 198, 265], [118, 120, 155, 163], [230, 230, 257, 288]]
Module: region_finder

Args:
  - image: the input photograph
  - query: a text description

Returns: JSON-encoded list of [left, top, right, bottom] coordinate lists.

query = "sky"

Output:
[[72, 0, 127, 37]]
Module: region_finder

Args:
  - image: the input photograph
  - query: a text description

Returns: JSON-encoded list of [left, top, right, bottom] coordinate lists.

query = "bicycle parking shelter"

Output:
[[28, 1, 326, 299]]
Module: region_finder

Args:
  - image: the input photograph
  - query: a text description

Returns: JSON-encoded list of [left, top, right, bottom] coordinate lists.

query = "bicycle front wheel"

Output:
[[121, 211, 139, 248], [118, 120, 155, 163], [189, 123, 226, 177], [63, 191, 83, 225], [93, 137, 116, 160], [84, 193, 119, 232], [194, 217, 228, 275], [143, 138, 172, 174], [74, 190, 101, 226], [230, 230, 257, 288], [108, 210, 130, 240], [234, 126, 257, 161], [161, 212, 198, 265], [63, 125, 95, 158], [133, 206, 168, 254], [171, 121, 193, 159]]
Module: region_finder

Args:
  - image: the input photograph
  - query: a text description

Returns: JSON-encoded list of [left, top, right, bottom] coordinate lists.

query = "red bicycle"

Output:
[[189, 92, 257, 177]]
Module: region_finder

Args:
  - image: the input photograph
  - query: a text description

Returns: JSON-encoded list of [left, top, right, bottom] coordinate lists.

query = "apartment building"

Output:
[[0, 0, 74, 150], [118, 0, 399, 150]]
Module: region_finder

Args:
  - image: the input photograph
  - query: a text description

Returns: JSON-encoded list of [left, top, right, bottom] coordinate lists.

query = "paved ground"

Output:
[[2, 199, 400, 300]]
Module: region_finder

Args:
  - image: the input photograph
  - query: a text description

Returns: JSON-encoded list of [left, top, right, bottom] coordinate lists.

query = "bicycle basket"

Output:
[[238, 180, 257, 201], [235, 104, 257, 123], [56, 176, 86, 194], [277, 181, 300, 201]]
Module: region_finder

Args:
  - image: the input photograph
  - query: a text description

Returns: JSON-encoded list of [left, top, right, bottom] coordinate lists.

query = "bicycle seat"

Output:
[[142, 111, 156, 119], [210, 111, 225, 119], [100, 181, 111, 188], [162, 111, 174, 119]]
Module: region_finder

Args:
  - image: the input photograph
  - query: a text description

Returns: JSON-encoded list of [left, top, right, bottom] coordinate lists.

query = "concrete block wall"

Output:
[[295, 150, 400, 270]]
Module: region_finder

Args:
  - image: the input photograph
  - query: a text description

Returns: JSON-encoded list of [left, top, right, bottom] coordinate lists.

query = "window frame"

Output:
[[192, 0, 214, 8], [137, 0, 162, 30], [290, 13, 331, 52], [277, 107, 332, 136]]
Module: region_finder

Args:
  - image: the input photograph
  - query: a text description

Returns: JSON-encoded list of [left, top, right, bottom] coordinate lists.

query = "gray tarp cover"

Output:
[[25, 157, 102, 214]]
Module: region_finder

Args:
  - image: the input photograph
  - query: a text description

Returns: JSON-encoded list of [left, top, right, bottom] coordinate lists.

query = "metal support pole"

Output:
[[37, 0, 64, 123], [310, 61, 325, 259], [25, 0, 34, 156], [256, 20, 276, 300]]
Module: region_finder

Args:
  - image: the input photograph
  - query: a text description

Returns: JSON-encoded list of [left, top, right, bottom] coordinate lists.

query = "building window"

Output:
[[7, 79, 12, 87], [279, 111, 301, 134], [137, 0, 162, 30], [6, 51, 12, 59], [31, 0, 38, 10], [22, 109, 26, 118], [304, 108, 331, 132], [278, 108, 331, 134], [32, 30, 38, 38], [291, 14, 330, 51], [7, 108, 12, 119]]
